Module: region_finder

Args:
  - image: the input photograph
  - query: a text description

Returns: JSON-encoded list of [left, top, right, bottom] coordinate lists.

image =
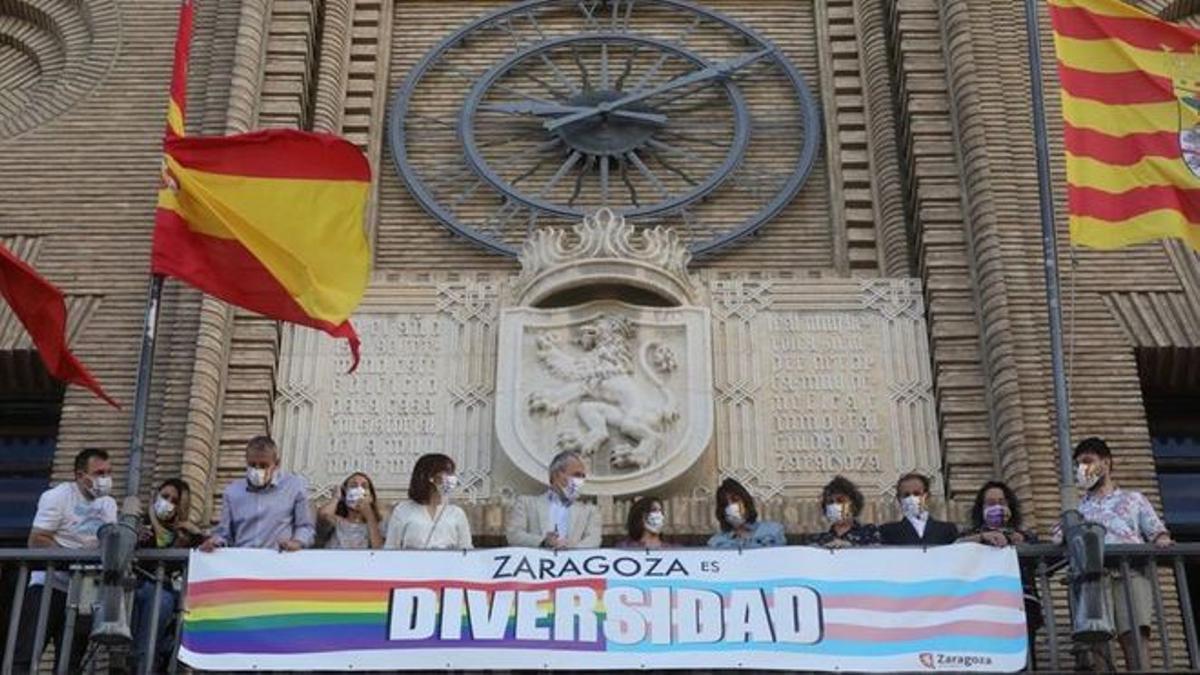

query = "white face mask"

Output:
[[153, 497, 176, 520], [644, 511, 665, 534], [439, 474, 459, 496], [563, 476, 585, 500], [89, 475, 113, 498], [345, 486, 367, 506], [246, 467, 271, 488], [1076, 463, 1101, 490], [824, 502, 849, 524], [900, 495, 926, 519], [724, 502, 745, 527]]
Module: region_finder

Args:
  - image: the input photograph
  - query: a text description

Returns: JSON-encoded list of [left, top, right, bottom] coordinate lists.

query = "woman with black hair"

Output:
[[807, 475, 880, 548], [385, 453, 473, 549], [959, 480, 1036, 547], [960, 480, 1043, 668], [618, 496, 670, 549], [706, 478, 786, 549], [318, 472, 385, 549]]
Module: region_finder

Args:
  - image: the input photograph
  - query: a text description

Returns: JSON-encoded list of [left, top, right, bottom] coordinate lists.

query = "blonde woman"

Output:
[[132, 479, 202, 672]]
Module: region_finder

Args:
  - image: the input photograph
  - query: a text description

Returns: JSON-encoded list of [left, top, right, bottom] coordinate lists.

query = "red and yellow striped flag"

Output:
[[164, 0, 192, 140], [1050, 0, 1200, 251], [151, 0, 370, 369]]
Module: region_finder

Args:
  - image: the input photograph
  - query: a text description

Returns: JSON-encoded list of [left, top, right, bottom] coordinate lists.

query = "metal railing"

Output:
[[0, 548, 188, 675], [1019, 542, 1200, 671], [0, 543, 1197, 673]]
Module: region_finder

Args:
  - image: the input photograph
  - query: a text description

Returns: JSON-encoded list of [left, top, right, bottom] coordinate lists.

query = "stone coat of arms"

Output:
[[527, 313, 680, 469], [495, 210, 713, 496]]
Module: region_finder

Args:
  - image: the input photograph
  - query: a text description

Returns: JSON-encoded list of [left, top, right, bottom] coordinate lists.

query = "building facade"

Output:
[[1, 0, 1198, 557]]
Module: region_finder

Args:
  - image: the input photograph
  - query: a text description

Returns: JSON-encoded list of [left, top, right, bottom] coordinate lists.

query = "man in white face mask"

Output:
[[15, 448, 118, 673], [506, 450, 601, 550], [1055, 437, 1172, 671], [200, 435, 315, 552], [879, 472, 958, 546]]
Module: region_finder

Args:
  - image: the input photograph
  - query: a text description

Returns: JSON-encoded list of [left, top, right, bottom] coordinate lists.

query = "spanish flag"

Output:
[[1050, 0, 1200, 251], [151, 0, 370, 369]]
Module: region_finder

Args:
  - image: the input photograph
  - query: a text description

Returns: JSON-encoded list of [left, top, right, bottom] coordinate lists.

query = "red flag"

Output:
[[0, 244, 119, 407]]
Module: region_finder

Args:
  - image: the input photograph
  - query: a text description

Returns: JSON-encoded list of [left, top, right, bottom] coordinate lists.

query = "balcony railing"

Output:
[[0, 543, 1197, 673]]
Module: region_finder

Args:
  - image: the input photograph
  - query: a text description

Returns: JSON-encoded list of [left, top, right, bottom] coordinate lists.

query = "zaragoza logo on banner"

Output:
[[180, 545, 1027, 672]]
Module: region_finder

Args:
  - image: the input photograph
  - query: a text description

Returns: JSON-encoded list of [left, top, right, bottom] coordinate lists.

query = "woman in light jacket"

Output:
[[385, 453, 473, 550]]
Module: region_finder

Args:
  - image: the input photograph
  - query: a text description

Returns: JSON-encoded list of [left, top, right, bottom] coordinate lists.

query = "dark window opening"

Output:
[[0, 350, 64, 546], [1138, 347, 1200, 539], [534, 283, 679, 309], [1137, 346, 1200, 639]]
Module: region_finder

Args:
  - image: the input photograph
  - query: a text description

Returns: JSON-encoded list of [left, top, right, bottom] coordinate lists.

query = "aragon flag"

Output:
[[1050, 0, 1200, 252], [151, 0, 370, 369]]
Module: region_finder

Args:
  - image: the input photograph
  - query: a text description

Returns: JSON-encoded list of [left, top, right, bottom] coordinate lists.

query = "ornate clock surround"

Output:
[[389, 0, 822, 257]]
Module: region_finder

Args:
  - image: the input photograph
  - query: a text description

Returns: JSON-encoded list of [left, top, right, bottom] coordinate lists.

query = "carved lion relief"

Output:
[[527, 314, 680, 470]]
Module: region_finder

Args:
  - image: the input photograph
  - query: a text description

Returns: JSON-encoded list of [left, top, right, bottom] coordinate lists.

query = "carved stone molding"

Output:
[[710, 278, 774, 323], [512, 208, 701, 306]]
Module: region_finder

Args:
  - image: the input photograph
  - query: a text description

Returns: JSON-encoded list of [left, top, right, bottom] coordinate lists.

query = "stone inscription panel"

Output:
[[323, 315, 445, 483], [273, 277, 500, 501], [768, 312, 886, 480], [709, 277, 938, 499]]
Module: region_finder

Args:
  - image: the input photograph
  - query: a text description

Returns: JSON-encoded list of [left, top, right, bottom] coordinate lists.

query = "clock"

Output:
[[390, 0, 821, 257]]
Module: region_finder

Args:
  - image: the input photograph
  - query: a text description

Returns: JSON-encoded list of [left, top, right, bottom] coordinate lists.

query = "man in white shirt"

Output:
[[14, 448, 119, 673], [506, 450, 602, 549]]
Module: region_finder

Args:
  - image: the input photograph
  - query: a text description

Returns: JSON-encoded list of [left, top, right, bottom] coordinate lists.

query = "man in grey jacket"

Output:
[[506, 450, 602, 549]]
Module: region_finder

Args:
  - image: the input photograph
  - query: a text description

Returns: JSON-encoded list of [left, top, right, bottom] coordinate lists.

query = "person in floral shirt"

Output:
[[1065, 437, 1173, 671]]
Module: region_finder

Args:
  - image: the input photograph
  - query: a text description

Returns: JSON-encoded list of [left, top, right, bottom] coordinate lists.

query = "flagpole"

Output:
[[125, 273, 164, 501], [1023, 0, 1075, 513]]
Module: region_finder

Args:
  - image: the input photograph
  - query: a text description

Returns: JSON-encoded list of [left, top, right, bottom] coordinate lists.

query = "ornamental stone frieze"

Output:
[[273, 209, 939, 532]]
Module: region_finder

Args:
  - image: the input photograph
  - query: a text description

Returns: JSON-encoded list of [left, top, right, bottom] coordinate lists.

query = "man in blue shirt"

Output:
[[199, 436, 315, 551]]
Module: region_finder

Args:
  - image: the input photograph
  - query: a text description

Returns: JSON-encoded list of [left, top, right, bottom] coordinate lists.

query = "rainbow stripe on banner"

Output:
[[184, 578, 608, 654], [179, 546, 1028, 672]]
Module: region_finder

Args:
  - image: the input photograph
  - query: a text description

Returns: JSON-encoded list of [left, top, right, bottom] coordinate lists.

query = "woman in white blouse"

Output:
[[385, 453, 473, 550]]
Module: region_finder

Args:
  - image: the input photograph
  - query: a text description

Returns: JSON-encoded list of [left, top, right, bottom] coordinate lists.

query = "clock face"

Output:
[[390, 0, 821, 257]]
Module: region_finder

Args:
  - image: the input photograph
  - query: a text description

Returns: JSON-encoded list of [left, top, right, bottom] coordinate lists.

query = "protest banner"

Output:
[[180, 544, 1026, 672]]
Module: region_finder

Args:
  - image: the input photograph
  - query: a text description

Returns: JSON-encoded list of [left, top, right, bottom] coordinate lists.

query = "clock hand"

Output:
[[544, 47, 774, 132], [481, 101, 668, 125]]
